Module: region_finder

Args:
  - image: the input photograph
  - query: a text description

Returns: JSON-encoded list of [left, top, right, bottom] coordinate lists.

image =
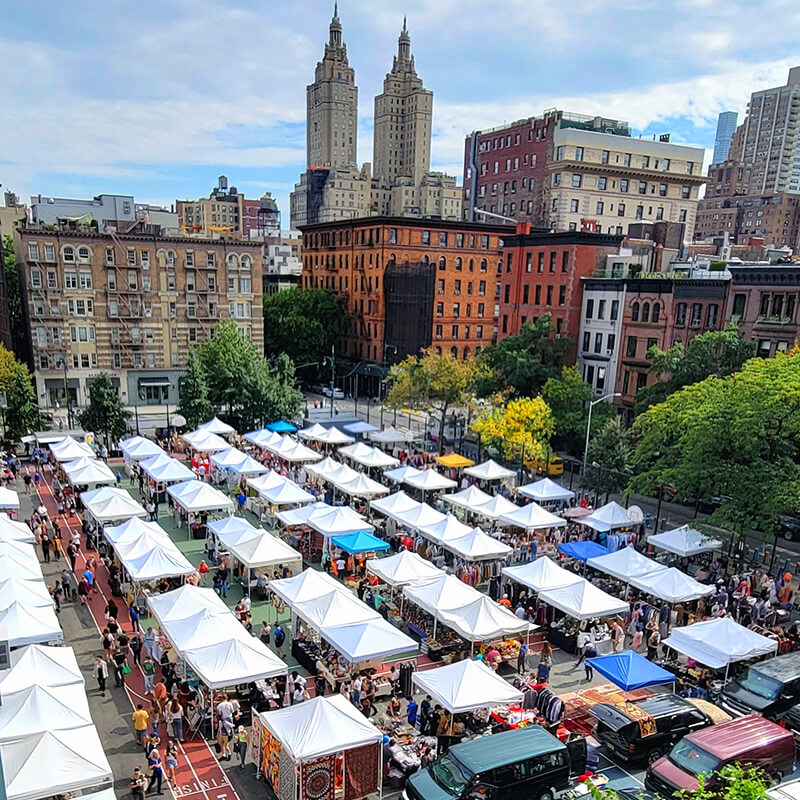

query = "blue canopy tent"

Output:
[[586, 650, 675, 691], [331, 531, 389, 553], [330, 531, 391, 554], [557, 540, 610, 562], [266, 420, 298, 433]]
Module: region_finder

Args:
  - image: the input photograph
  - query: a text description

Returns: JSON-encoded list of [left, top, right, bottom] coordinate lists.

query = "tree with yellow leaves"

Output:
[[472, 396, 555, 463]]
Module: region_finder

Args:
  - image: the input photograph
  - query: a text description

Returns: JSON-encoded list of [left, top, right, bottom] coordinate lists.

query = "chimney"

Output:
[[515, 222, 531, 235]]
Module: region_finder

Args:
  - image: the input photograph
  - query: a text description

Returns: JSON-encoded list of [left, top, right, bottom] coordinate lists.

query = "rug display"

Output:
[[279, 746, 296, 800], [301, 755, 336, 800], [344, 742, 381, 800]]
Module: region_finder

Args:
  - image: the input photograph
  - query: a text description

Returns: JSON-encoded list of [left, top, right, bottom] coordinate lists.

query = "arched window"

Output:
[[227, 253, 238, 269], [469, 259, 475, 272], [62, 246, 75, 263], [652, 303, 660, 323], [78, 246, 91, 262], [475, 346, 482, 356], [463, 346, 470, 360], [438, 257, 446, 271], [435, 346, 442, 355], [388, 253, 397, 265], [241, 254, 252, 269], [450, 346, 458, 358], [631, 302, 640, 321], [455, 257, 463, 271], [480, 259, 487, 272], [422, 255, 429, 265], [642, 302, 650, 323]]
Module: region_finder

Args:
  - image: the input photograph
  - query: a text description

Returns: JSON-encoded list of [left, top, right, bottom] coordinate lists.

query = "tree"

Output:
[[542, 365, 614, 456], [78, 372, 131, 448], [629, 349, 800, 538], [472, 396, 554, 463], [477, 316, 570, 399], [262, 288, 347, 369], [195, 320, 302, 431], [0, 356, 40, 444], [386, 348, 483, 448], [1, 235, 29, 364], [635, 325, 757, 415], [584, 416, 632, 496], [177, 350, 212, 430]]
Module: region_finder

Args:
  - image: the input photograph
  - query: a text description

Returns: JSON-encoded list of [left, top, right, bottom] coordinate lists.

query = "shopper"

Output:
[[273, 624, 286, 658], [166, 698, 184, 743], [130, 768, 147, 800], [235, 726, 249, 770], [146, 747, 164, 795], [165, 740, 179, 787], [132, 705, 150, 747], [583, 644, 598, 682], [95, 654, 108, 697]]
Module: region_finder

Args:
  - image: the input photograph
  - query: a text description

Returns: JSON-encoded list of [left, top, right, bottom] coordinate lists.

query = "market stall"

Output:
[[586, 650, 675, 692], [49, 436, 97, 462], [139, 453, 195, 486], [0, 543, 43, 581], [581, 501, 634, 533], [370, 490, 421, 520], [253, 695, 383, 800], [298, 423, 328, 441], [442, 485, 493, 513], [0, 601, 63, 647], [0, 578, 54, 612], [330, 531, 391, 555], [393, 502, 446, 532], [0, 514, 36, 543], [258, 477, 316, 507], [586, 546, 665, 582], [316, 426, 356, 446], [114, 528, 196, 583], [167, 479, 234, 532], [442, 527, 512, 563], [0, 488, 20, 512], [369, 425, 412, 445], [418, 514, 472, 547], [81, 486, 148, 525], [120, 435, 165, 462], [464, 459, 515, 483], [498, 501, 566, 533], [403, 469, 457, 494], [266, 435, 321, 463], [648, 525, 723, 556], [517, 478, 575, 504], [0, 683, 92, 741], [105, 516, 170, 545], [336, 473, 390, 499], [366, 550, 442, 587], [344, 420, 379, 436], [210, 446, 249, 472], [469, 494, 519, 524], [557, 541, 610, 562], [266, 420, 298, 433], [181, 429, 230, 453], [628, 566, 713, 603], [61, 456, 116, 487], [244, 428, 283, 449], [502, 556, 579, 593], [436, 454, 475, 470], [339, 442, 399, 469], [384, 466, 422, 484], [438, 594, 531, 645], [198, 416, 236, 436], [0, 644, 84, 694]]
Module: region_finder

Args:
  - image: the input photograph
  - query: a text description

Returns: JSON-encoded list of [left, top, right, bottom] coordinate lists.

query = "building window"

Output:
[[453, 302, 461, 317], [631, 302, 639, 321], [602, 150, 610, 164], [27, 243, 40, 261], [525, 253, 532, 273], [570, 199, 579, 213], [656, 207, 664, 220], [559, 285, 566, 305], [611, 300, 619, 320], [535, 285, 541, 304], [690, 303, 702, 326], [626, 336, 637, 357], [549, 252, 556, 273], [622, 370, 630, 394], [389, 228, 397, 244], [636, 205, 644, 220], [439, 232, 448, 247], [732, 293, 746, 319], [676, 302, 687, 325], [556, 146, 564, 160], [480, 258, 487, 272], [620, 179, 628, 193], [652, 303, 660, 323], [583, 332, 591, 351], [478, 303, 484, 317], [642, 302, 650, 323], [571, 174, 582, 188], [594, 333, 603, 353], [553, 173, 561, 187], [439, 257, 446, 271], [422, 230, 430, 245], [636, 372, 648, 390], [638, 181, 647, 194], [707, 304, 718, 328], [598, 177, 607, 191], [546, 285, 553, 305], [586, 299, 594, 319]]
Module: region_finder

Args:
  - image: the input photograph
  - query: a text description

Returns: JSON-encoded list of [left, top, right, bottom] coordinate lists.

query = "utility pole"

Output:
[[329, 345, 335, 419]]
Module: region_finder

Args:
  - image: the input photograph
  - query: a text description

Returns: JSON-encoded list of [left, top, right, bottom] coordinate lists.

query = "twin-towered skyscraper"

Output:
[[290, 6, 460, 227]]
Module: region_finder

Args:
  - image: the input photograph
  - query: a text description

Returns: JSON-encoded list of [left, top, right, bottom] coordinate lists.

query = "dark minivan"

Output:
[[646, 715, 796, 796], [404, 725, 586, 800], [722, 651, 800, 724], [590, 695, 727, 765]]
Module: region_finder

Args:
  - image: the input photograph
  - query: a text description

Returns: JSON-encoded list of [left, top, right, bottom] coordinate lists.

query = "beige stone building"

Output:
[[18, 228, 263, 411]]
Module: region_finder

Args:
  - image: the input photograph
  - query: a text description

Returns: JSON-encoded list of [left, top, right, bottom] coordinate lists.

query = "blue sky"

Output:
[[2, 0, 799, 221]]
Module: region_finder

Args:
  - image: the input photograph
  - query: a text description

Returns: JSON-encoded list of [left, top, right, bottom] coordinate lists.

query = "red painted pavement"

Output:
[[35, 471, 238, 800]]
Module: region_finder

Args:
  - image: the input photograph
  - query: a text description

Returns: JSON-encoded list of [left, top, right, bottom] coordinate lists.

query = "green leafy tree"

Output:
[[635, 325, 757, 415], [584, 416, 632, 496], [1, 354, 40, 444], [78, 372, 131, 448], [542, 365, 614, 456], [477, 315, 570, 399], [630, 349, 800, 538], [261, 288, 347, 368], [386, 348, 483, 448], [196, 320, 302, 430], [2, 235, 29, 364], [177, 350, 212, 430]]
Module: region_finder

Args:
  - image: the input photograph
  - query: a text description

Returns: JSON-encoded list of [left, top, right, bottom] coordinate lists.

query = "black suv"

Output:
[[589, 695, 724, 765]]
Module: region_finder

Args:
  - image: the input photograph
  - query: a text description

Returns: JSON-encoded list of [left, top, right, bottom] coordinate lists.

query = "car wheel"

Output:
[[539, 791, 554, 800], [784, 529, 795, 541], [647, 749, 663, 766]]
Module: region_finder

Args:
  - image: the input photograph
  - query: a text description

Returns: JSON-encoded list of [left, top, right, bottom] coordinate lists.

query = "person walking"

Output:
[[142, 653, 156, 695], [235, 726, 248, 770], [130, 767, 147, 800], [273, 624, 286, 658], [516, 641, 529, 674], [132, 704, 150, 748], [259, 620, 271, 647], [146, 747, 164, 795], [129, 600, 141, 633], [95, 654, 109, 697], [130, 631, 143, 666], [166, 698, 184, 743], [40, 530, 51, 562], [165, 740, 179, 787], [583, 644, 598, 682], [51, 580, 62, 613], [647, 626, 661, 662], [112, 646, 127, 687]]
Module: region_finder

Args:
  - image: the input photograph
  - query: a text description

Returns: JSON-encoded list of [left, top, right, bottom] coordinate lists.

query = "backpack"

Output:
[[274, 629, 286, 647]]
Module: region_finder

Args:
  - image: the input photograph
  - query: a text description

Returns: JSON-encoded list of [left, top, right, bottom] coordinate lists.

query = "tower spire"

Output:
[[329, 2, 342, 47], [402, 14, 407, 33], [397, 15, 411, 63], [334, 1, 339, 20]]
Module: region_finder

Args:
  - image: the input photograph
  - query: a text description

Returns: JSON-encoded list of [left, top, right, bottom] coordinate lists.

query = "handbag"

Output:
[[215, 742, 222, 754], [123, 663, 132, 675]]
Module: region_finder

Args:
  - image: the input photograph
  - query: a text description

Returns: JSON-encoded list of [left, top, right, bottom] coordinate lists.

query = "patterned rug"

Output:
[[344, 743, 381, 800], [302, 755, 336, 800], [279, 747, 296, 800]]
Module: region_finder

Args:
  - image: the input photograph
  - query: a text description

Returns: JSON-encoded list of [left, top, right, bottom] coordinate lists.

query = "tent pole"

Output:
[[211, 692, 215, 738], [433, 616, 438, 639]]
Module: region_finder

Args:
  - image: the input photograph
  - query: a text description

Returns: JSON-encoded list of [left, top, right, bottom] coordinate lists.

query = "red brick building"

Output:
[[497, 226, 623, 355], [300, 217, 508, 365]]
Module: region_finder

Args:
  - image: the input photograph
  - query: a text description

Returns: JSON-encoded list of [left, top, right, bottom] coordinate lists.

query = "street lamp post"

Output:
[[581, 392, 621, 489], [381, 344, 397, 429]]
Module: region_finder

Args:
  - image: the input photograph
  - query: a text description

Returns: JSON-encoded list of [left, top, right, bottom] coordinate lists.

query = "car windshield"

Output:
[[430, 754, 471, 796], [737, 669, 783, 700], [668, 739, 721, 777]]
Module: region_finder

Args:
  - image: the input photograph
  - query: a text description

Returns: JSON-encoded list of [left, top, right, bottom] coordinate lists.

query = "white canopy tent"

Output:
[[502, 556, 580, 593], [384, 465, 422, 484], [648, 525, 723, 556], [315, 426, 355, 445], [0, 514, 36, 543], [393, 502, 446, 532], [216, 528, 303, 573], [167, 480, 234, 514], [586, 546, 667, 582], [499, 501, 566, 531], [418, 513, 472, 544], [115, 531, 196, 582], [0, 683, 92, 742], [306, 456, 346, 480], [463, 459, 516, 482], [139, 453, 195, 484], [538, 578, 629, 620], [199, 416, 236, 436], [0, 577, 54, 611], [403, 574, 476, 617], [336, 472, 389, 498], [344, 420, 379, 435], [0, 601, 63, 646], [0, 726, 113, 800], [323, 462, 361, 487], [582, 501, 633, 532], [369, 426, 412, 444], [439, 595, 530, 642], [339, 442, 399, 469], [443, 485, 493, 512], [412, 659, 523, 713], [244, 428, 282, 449], [370, 490, 421, 520], [306, 506, 375, 538], [298, 423, 328, 441], [181, 429, 230, 453], [276, 502, 333, 528], [629, 567, 714, 603], [366, 550, 443, 587], [663, 616, 778, 669], [104, 517, 170, 546], [49, 437, 96, 462], [404, 469, 457, 492], [322, 619, 416, 662], [444, 528, 513, 562], [62, 456, 116, 487], [81, 487, 148, 524], [247, 470, 289, 494], [229, 454, 269, 477], [258, 694, 382, 762], [120, 436, 164, 462], [258, 478, 315, 506], [148, 583, 227, 622], [470, 494, 519, 522], [0, 488, 20, 511], [209, 446, 249, 470], [0, 644, 84, 694], [0, 540, 42, 574], [269, 568, 345, 607], [266, 435, 321, 463], [293, 590, 378, 630], [183, 636, 287, 688], [517, 478, 575, 503]]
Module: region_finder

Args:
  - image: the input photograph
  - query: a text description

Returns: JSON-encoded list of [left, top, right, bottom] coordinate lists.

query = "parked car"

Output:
[[780, 515, 800, 541], [525, 455, 564, 477], [645, 715, 796, 796], [321, 386, 344, 399], [590, 695, 728, 765]]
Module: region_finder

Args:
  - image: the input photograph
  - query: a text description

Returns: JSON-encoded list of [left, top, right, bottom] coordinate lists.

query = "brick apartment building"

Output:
[[497, 226, 623, 354], [300, 217, 508, 366]]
